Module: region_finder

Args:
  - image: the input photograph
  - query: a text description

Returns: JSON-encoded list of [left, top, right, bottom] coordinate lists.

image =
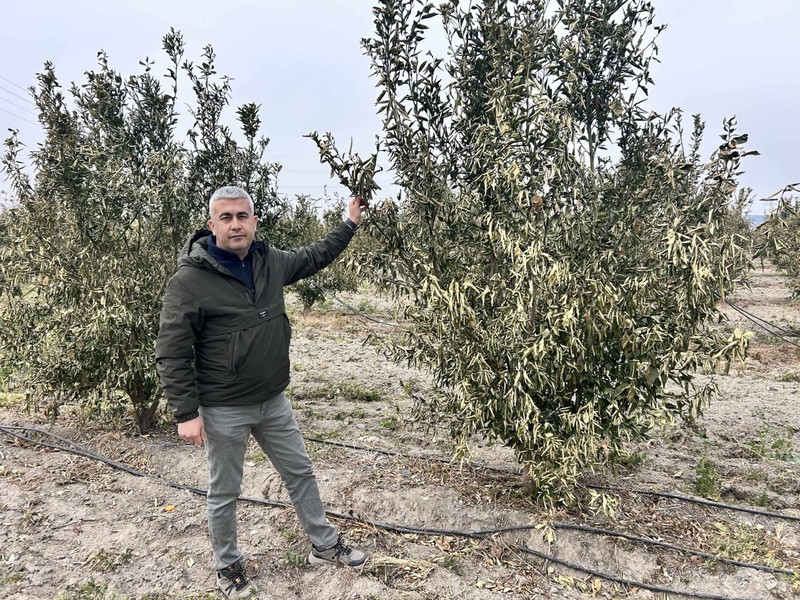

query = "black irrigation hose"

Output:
[[724, 299, 800, 348], [0, 425, 789, 600], [305, 435, 460, 467], [586, 483, 800, 524], [725, 298, 799, 338], [511, 543, 750, 600], [323, 514, 762, 600], [465, 521, 796, 576], [0, 430, 757, 600], [304, 434, 800, 525], [309, 282, 404, 329], [550, 522, 796, 577]]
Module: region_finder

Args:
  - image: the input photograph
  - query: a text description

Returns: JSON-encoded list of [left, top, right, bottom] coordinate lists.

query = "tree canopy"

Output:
[[314, 0, 754, 503], [0, 30, 287, 432]]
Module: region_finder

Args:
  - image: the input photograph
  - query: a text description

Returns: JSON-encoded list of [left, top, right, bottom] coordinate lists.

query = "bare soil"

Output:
[[1, 266, 799, 600]]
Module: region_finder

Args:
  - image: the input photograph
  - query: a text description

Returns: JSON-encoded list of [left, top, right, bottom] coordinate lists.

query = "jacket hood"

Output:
[[176, 228, 212, 269]]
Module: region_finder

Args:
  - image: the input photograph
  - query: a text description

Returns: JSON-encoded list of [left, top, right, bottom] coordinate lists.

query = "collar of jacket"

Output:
[[177, 229, 269, 270], [207, 235, 258, 263]]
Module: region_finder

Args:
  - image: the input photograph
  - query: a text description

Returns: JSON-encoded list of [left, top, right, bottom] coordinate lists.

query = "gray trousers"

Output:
[[200, 392, 338, 570]]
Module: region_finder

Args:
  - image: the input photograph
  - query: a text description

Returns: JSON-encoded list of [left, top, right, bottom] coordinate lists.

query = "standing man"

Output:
[[156, 185, 366, 599]]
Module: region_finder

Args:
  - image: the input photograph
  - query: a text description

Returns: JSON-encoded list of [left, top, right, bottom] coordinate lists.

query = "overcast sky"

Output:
[[1, 0, 797, 214]]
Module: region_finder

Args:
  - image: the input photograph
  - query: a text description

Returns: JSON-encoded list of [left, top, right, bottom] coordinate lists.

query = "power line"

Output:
[[0, 74, 29, 92], [0, 84, 35, 107], [0, 94, 37, 116], [0, 106, 38, 126], [278, 184, 353, 191]]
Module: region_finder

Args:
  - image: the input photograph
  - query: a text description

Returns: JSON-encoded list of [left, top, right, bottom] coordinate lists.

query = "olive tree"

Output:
[[712, 188, 757, 272], [317, 0, 752, 503], [0, 29, 283, 432], [758, 187, 800, 297]]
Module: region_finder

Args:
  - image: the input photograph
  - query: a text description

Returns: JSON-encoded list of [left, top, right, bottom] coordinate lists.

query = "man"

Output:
[[156, 185, 366, 599]]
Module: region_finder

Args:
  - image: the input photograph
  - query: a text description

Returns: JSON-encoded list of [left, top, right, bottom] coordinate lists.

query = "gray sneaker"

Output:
[[309, 537, 367, 567], [216, 560, 258, 598]]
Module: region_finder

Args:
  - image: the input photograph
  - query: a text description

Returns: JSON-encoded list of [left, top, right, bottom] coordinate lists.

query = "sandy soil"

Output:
[[0, 266, 799, 600]]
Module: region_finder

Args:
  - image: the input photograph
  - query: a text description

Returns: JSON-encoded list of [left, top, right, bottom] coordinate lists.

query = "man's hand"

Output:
[[348, 196, 366, 225], [177, 416, 206, 447]]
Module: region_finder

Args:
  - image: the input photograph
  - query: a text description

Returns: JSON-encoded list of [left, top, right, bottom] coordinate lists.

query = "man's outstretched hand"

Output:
[[348, 196, 367, 225]]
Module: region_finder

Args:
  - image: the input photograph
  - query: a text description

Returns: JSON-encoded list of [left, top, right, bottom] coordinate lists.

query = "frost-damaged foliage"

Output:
[[757, 185, 800, 298], [0, 29, 283, 433], [313, 0, 754, 504], [722, 187, 756, 251]]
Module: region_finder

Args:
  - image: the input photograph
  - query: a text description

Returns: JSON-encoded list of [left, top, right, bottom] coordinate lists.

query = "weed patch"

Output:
[[0, 392, 24, 408], [55, 578, 112, 600], [85, 548, 133, 573], [284, 551, 307, 569], [711, 522, 787, 568], [748, 422, 795, 461], [695, 454, 721, 500], [379, 416, 400, 431], [293, 382, 385, 403], [0, 572, 22, 586]]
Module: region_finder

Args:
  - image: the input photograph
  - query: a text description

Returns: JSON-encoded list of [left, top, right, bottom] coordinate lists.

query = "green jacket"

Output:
[[155, 223, 355, 422]]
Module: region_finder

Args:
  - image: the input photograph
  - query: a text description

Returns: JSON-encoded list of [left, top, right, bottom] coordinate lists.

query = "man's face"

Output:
[[208, 197, 258, 259]]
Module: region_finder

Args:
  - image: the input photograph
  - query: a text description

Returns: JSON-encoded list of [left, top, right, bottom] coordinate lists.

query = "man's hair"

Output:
[[208, 186, 255, 215]]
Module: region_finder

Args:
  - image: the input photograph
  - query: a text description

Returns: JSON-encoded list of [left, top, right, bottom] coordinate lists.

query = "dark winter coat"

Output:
[[155, 223, 355, 422]]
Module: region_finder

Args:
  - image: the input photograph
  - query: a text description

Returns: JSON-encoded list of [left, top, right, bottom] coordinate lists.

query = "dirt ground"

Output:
[[1, 266, 799, 600]]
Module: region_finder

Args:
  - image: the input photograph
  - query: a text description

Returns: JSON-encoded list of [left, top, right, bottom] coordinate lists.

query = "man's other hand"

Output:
[[177, 416, 206, 447]]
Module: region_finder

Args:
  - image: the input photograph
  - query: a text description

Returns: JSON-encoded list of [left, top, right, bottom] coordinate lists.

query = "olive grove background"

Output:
[[0, 30, 353, 433], [758, 187, 800, 298]]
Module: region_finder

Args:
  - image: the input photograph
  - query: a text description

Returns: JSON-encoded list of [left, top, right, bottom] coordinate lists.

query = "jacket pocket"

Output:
[[195, 333, 236, 383], [227, 330, 241, 375]]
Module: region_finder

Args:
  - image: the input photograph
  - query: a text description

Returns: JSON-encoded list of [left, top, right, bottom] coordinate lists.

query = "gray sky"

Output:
[[2, 0, 797, 214]]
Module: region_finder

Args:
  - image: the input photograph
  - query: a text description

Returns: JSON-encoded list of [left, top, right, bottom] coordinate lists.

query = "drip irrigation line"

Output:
[[305, 435, 462, 467], [724, 299, 800, 348], [0, 425, 153, 479], [0, 425, 790, 600], [255, 504, 762, 600], [468, 521, 795, 575], [310, 282, 404, 328], [303, 434, 800, 524], [511, 543, 754, 600], [550, 522, 795, 576], [315, 284, 800, 351], [586, 483, 800, 524], [323, 514, 764, 600], [724, 299, 798, 338], [0, 425, 291, 505]]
